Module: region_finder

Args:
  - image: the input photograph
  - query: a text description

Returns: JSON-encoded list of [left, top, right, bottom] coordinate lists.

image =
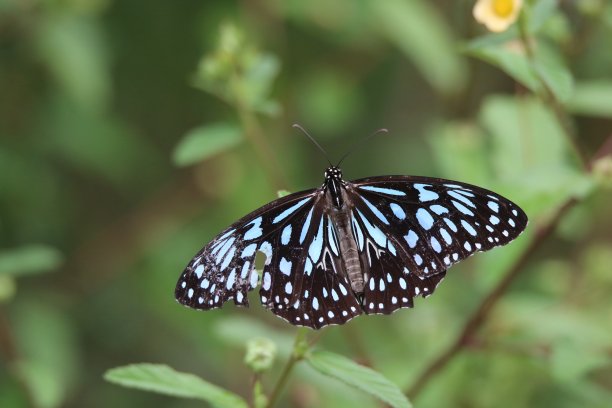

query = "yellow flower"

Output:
[[473, 0, 524, 32]]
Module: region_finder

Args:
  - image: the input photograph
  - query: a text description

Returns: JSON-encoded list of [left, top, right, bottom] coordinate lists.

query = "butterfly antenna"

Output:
[[292, 124, 333, 166], [337, 128, 388, 167]]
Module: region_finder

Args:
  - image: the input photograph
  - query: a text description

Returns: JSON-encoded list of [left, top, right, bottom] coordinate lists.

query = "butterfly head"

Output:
[[324, 166, 343, 181]]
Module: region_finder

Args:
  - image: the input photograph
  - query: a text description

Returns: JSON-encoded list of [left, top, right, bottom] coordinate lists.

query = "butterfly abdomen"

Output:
[[330, 196, 364, 295]]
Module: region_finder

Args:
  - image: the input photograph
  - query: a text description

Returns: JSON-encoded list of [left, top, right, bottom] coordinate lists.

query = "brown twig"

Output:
[[406, 196, 579, 399]]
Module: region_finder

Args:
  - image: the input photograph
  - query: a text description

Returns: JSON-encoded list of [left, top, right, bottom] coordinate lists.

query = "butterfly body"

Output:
[[176, 166, 527, 329]]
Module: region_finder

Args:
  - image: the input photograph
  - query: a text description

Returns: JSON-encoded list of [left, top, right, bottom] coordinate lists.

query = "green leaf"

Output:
[[567, 80, 612, 118], [551, 338, 611, 383], [528, 0, 559, 33], [533, 43, 574, 102], [36, 15, 110, 111], [464, 37, 540, 93], [0, 245, 63, 277], [428, 120, 491, 186], [464, 37, 573, 102], [478, 95, 591, 218], [306, 350, 411, 408], [13, 301, 79, 408], [173, 123, 243, 166], [104, 364, 248, 408], [368, 0, 467, 96], [242, 53, 281, 114]]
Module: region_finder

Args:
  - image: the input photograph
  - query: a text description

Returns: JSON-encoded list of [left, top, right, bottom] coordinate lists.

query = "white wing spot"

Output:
[[490, 215, 500, 225]]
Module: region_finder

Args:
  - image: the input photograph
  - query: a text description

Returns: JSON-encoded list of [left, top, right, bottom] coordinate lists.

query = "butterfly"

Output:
[[175, 163, 528, 329]]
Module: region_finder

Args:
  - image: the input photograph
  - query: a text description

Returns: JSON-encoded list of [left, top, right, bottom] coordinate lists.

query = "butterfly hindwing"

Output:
[[261, 210, 361, 328], [175, 189, 318, 310], [348, 204, 447, 314]]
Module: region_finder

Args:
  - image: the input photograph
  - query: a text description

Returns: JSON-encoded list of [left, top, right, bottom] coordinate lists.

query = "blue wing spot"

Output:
[[404, 230, 419, 248], [281, 225, 292, 245], [362, 196, 390, 225], [451, 200, 474, 216], [414, 184, 439, 202], [272, 197, 311, 224], [461, 219, 477, 236], [359, 185, 406, 196], [416, 208, 434, 230], [430, 204, 449, 215], [244, 218, 263, 240], [390, 203, 406, 220]]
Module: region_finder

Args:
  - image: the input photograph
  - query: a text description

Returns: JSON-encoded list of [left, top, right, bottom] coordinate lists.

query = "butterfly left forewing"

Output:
[[175, 189, 318, 310]]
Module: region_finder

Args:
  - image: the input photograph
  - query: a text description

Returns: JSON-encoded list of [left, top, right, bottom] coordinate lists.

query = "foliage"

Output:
[[0, 0, 611, 407]]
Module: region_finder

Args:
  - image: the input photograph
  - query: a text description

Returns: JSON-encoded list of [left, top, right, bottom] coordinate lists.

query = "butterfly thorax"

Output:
[[324, 166, 365, 295]]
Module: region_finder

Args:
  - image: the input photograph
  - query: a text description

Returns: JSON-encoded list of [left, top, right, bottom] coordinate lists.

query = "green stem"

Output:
[[517, 14, 588, 171], [266, 328, 310, 408], [232, 75, 288, 192]]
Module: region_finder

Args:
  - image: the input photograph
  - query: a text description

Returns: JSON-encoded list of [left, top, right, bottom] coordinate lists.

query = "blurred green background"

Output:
[[1, 0, 611, 407]]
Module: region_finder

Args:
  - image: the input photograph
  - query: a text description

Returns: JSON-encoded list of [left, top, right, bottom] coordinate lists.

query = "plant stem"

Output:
[[406, 196, 579, 399], [234, 87, 288, 192], [266, 328, 310, 408], [517, 14, 588, 170]]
